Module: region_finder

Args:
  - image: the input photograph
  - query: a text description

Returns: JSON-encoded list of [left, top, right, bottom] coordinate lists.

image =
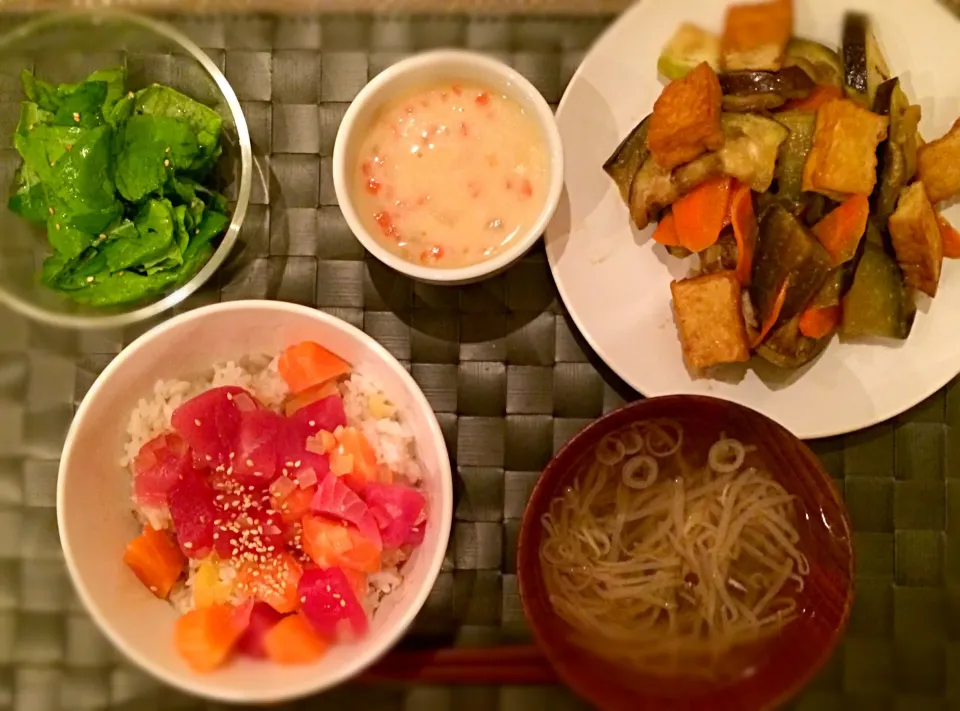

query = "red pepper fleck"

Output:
[[374, 212, 399, 241], [459, 122, 469, 137], [475, 91, 490, 106], [420, 246, 444, 263], [519, 179, 533, 198], [451, 83, 463, 96], [366, 178, 381, 195]]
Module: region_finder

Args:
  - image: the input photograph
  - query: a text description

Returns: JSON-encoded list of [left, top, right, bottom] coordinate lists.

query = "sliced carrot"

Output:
[[751, 279, 789, 348], [938, 214, 960, 259], [263, 614, 329, 665], [729, 182, 757, 285], [237, 552, 303, 614], [123, 525, 186, 599], [651, 212, 681, 246], [278, 341, 351, 395], [799, 305, 841, 339], [284, 380, 340, 416], [672, 176, 734, 253], [301, 516, 381, 573], [174, 602, 251, 672], [781, 84, 843, 112], [811, 195, 869, 265]]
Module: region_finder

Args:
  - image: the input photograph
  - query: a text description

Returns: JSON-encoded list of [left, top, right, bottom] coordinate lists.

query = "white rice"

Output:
[[124, 354, 424, 616]]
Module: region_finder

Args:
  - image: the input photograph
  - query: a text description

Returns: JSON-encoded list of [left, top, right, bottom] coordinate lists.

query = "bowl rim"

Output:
[[516, 394, 855, 711], [0, 10, 252, 330], [56, 300, 455, 704], [332, 48, 564, 285]]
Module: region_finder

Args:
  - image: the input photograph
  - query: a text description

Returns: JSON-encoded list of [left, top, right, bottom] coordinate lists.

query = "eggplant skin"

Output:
[[756, 315, 830, 369], [603, 116, 651, 204], [719, 67, 814, 102], [842, 11, 869, 99]]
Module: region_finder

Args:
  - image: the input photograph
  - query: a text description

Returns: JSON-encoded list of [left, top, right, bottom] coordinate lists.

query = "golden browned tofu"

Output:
[[916, 121, 960, 204], [720, 0, 792, 71], [802, 99, 889, 197], [670, 271, 751, 370], [888, 181, 943, 297], [647, 62, 724, 171]]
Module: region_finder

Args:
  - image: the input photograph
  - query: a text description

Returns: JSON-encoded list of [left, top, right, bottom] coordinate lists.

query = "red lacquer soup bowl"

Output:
[[517, 395, 853, 711]]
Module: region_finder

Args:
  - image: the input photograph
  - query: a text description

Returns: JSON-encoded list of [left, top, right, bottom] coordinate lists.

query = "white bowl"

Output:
[[332, 49, 564, 285], [56, 301, 454, 704]]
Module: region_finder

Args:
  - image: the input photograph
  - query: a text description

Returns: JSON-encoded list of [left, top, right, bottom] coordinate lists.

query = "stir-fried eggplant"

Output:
[[841, 241, 914, 339], [773, 111, 816, 203], [603, 117, 650, 204], [809, 264, 854, 309], [872, 78, 922, 225], [783, 38, 843, 87], [699, 229, 739, 275], [842, 12, 890, 106], [756, 315, 830, 369], [751, 205, 832, 328], [717, 113, 789, 192], [719, 67, 815, 112]]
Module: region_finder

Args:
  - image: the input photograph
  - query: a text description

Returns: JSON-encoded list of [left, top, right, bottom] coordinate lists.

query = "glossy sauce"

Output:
[[352, 81, 549, 268]]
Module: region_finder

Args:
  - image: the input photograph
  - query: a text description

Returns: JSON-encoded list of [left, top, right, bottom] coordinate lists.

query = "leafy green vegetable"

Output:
[[134, 85, 222, 174], [7, 67, 230, 307]]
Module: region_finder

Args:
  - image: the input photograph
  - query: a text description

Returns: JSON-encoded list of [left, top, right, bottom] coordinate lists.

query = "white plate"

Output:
[[546, 0, 960, 439]]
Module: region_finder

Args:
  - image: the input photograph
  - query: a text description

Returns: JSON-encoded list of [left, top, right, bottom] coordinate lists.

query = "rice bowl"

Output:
[[57, 301, 453, 703]]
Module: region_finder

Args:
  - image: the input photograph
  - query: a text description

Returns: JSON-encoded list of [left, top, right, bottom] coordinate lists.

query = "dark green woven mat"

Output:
[[0, 11, 957, 711]]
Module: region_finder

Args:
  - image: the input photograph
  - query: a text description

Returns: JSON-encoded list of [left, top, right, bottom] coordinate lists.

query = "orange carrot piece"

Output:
[[751, 279, 789, 348], [799, 305, 841, 339], [651, 212, 681, 246], [729, 183, 757, 285], [301, 516, 381, 573], [237, 552, 303, 614], [284, 380, 340, 416], [938, 214, 960, 259], [781, 85, 843, 112], [123, 525, 186, 599], [811, 195, 869, 264], [278, 341, 351, 395], [263, 614, 329, 665], [672, 176, 734, 252], [174, 603, 251, 672]]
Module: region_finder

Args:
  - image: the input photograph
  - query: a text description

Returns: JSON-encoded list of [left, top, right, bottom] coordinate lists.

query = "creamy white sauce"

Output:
[[352, 81, 549, 268]]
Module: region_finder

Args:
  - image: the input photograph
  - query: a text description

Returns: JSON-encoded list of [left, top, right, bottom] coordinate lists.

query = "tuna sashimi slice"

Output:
[[132, 433, 192, 506], [287, 395, 347, 444], [310, 475, 382, 550], [361, 482, 427, 549], [167, 469, 221, 558], [171, 386, 250, 468], [231, 408, 285, 485], [236, 602, 286, 659], [297, 567, 368, 641]]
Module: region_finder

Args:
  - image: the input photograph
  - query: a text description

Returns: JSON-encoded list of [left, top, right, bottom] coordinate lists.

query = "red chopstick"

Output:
[[359, 645, 558, 684]]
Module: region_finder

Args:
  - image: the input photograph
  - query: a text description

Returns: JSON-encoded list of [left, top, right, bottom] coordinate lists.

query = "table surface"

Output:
[[0, 7, 959, 711]]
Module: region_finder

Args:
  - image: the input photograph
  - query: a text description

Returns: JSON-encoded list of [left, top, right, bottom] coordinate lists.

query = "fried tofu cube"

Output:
[[802, 99, 889, 197], [916, 121, 960, 204], [647, 62, 724, 171], [670, 271, 751, 370], [721, 0, 793, 72], [888, 181, 942, 297]]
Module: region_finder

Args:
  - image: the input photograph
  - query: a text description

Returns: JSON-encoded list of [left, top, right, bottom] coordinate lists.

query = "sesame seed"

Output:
[[340, 600, 346, 608], [326, 585, 331, 592], [227, 467, 233, 475], [150, 586, 158, 592], [300, 596, 306, 603], [72, 112, 80, 122], [286, 461, 294, 468], [309, 420, 316, 427], [163, 159, 170, 167], [86, 276, 94, 283], [99, 234, 106, 240], [295, 460, 302, 468], [332, 593, 341, 599], [50, 160, 55, 166], [227, 393, 233, 400], [127, 91, 134, 98], [213, 533, 219, 539], [48, 207, 54, 215], [194, 418, 201, 426], [232, 548, 240, 556], [246, 459, 254, 467], [55, 223, 60, 231], [230, 452, 235, 459], [216, 495, 224, 502], [206, 455, 212, 462], [165, 146, 170, 153], [184, 542, 193, 549]]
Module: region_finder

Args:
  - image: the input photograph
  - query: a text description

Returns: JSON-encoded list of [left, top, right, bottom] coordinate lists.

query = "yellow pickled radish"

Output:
[[367, 392, 396, 419], [193, 560, 233, 609]]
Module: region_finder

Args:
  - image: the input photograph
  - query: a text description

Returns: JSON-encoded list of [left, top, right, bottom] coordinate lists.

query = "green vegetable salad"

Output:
[[8, 67, 230, 307]]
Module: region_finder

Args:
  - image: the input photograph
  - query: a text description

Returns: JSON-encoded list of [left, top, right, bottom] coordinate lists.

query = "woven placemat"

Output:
[[0, 10, 957, 711]]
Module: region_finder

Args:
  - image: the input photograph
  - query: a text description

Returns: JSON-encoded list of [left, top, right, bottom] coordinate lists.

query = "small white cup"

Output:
[[333, 49, 564, 285], [57, 301, 453, 704]]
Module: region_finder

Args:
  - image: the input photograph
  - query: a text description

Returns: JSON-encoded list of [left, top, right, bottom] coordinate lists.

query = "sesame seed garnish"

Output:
[[86, 276, 94, 283], [294, 460, 301, 468], [300, 596, 306, 603], [165, 146, 170, 153], [55, 223, 60, 231], [227, 393, 233, 400], [216, 495, 224, 502], [184, 542, 193, 549], [150, 586, 158, 592], [230, 452, 235, 459], [332, 593, 340, 599], [246, 459, 254, 467], [213, 533, 219, 539], [72, 112, 80, 122], [48, 207, 54, 215], [127, 91, 134, 98], [309, 420, 316, 427], [205, 455, 212, 462], [194, 419, 201, 426], [326, 585, 331, 592], [232, 548, 240, 556], [285, 461, 294, 468], [163, 159, 170, 167], [340, 600, 346, 608]]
